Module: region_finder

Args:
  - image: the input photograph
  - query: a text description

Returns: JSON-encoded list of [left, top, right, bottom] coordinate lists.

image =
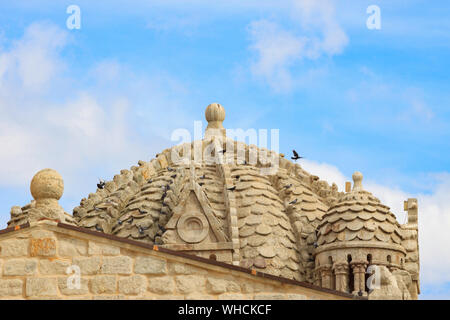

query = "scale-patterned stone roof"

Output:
[[68, 133, 341, 283], [317, 172, 403, 247]]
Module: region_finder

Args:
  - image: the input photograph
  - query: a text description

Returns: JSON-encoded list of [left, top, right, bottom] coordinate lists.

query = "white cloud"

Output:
[[300, 159, 450, 298], [0, 23, 142, 187], [0, 22, 67, 92], [410, 99, 434, 122], [0, 22, 197, 196], [300, 159, 346, 189], [247, 0, 348, 91], [248, 20, 306, 92]]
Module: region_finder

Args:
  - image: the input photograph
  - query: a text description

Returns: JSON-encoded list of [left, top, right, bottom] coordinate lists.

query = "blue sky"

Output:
[[0, 0, 449, 299]]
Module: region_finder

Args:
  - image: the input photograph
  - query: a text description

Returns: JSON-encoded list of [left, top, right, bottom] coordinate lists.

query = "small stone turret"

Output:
[[315, 171, 414, 299]]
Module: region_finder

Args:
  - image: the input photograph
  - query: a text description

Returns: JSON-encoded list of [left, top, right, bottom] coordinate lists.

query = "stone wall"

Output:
[[0, 221, 351, 300]]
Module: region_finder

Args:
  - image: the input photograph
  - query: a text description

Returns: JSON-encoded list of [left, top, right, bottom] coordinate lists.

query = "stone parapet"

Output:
[[0, 221, 355, 300]]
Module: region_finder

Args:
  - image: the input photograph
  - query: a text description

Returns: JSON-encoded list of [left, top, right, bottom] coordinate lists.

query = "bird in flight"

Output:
[[291, 150, 304, 161], [97, 179, 106, 189]]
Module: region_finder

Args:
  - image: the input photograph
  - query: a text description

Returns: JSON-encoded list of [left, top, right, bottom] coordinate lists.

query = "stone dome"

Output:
[[317, 172, 403, 247], [315, 172, 406, 280], [72, 103, 342, 282]]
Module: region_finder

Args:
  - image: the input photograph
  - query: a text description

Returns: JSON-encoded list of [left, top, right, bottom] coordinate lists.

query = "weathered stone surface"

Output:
[[0, 279, 23, 296], [73, 256, 101, 275], [168, 262, 207, 275], [39, 259, 71, 275], [30, 229, 55, 238], [3, 259, 37, 276], [248, 235, 266, 247], [135, 256, 167, 274], [403, 240, 417, 252], [240, 226, 255, 237], [218, 293, 247, 300], [241, 282, 266, 293], [254, 293, 285, 300], [118, 275, 147, 295], [258, 246, 276, 258], [58, 237, 88, 256], [88, 241, 120, 256], [286, 293, 307, 300], [93, 295, 126, 300], [148, 276, 175, 294], [242, 247, 258, 259], [175, 275, 206, 294], [253, 257, 267, 268], [101, 256, 132, 274], [26, 278, 57, 297], [206, 278, 240, 294], [58, 277, 89, 295], [0, 239, 29, 257], [206, 278, 227, 294], [256, 224, 272, 235], [168, 262, 193, 275], [90, 275, 117, 294], [185, 293, 215, 300], [30, 238, 56, 257]]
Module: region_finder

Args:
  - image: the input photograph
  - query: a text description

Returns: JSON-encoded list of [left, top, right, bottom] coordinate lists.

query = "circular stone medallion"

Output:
[[177, 214, 209, 243]]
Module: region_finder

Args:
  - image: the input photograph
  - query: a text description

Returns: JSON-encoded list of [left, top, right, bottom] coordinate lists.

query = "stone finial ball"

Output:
[[352, 171, 363, 191], [205, 103, 225, 123], [30, 168, 64, 201], [352, 171, 363, 182]]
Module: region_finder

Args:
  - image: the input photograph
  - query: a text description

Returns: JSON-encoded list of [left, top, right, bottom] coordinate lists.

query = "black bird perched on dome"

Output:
[[291, 150, 304, 161], [97, 179, 106, 189], [137, 208, 147, 214]]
